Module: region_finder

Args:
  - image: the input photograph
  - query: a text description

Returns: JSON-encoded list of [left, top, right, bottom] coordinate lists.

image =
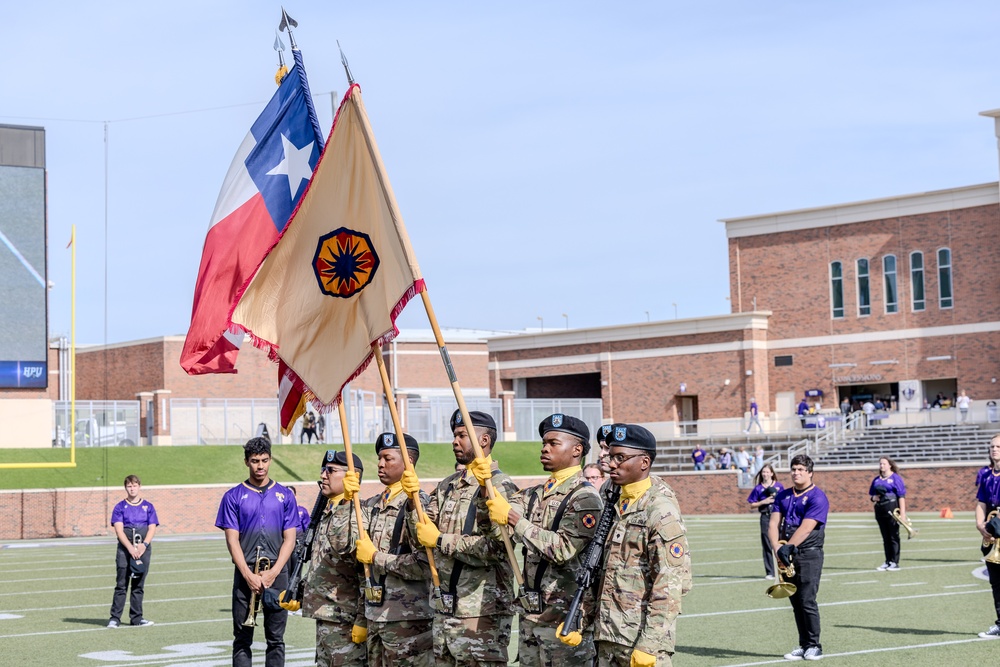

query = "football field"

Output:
[[1, 511, 997, 666]]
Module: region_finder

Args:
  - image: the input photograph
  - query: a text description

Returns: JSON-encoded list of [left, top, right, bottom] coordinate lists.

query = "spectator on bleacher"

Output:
[[705, 453, 718, 470], [747, 464, 784, 579], [744, 397, 763, 433], [735, 447, 750, 474], [797, 398, 809, 428], [691, 445, 706, 471], [958, 390, 972, 423], [870, 457, 907, 571], [753, 445, 765, 474], [873, 397, 885, 412], [718, 448, 732, 470], [862, 400, 875, 427]]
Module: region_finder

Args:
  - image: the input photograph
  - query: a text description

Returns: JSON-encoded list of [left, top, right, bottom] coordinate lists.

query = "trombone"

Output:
[[983, 510, 1000, 565], [766, 541, 797, 599], [891, 508, 918, 539], [243, 547, 272, 627]]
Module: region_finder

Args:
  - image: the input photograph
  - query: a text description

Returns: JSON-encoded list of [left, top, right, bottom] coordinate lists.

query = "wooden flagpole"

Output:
[[336, 399, 372, 581], [371, 343, 442, 591], [418, 291, 526, 594]]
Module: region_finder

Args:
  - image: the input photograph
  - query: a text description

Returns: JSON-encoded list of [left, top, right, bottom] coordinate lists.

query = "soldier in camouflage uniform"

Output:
[[486, 413, 603, 666], [302, 450, 368, 667], [401, 409, 518, 666], [593, 424, 692, 667], [351, 432, 433, 666]]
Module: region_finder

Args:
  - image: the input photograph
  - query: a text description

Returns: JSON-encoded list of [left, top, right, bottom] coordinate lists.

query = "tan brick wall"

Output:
[[4, 466, 978, 540]]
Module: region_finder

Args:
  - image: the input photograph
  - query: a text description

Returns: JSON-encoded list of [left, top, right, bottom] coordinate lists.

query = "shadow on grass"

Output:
[[835, 623, 969, 636], [903, 557, 972, 563], [676, 645, 775, 659], [270, 457, 305, 482], [63, 617, 109, 626], [692, 574, 763, 580]]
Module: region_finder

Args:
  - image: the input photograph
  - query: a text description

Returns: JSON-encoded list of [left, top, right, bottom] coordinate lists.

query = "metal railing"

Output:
[[52, 400, 141, 448]]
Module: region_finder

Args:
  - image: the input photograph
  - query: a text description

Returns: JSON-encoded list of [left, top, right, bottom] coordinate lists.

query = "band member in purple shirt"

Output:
[[747, 464, 784, 578], [216, 437, 299, 667], [976, 435, 1000, 639], [768, 454, 829, 661], [869, 457, 907, 571], [108, 474, 158, 628]]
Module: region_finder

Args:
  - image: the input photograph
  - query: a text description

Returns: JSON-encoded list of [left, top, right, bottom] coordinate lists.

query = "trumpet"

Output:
[[983, 510, 1000, 565], [766, 541, 797, 599], [243, 547, 272, 627], [891, 508, 918, 539]]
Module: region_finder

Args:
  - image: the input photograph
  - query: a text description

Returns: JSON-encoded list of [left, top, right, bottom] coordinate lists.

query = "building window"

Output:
[[774, 355, 793, 367], [830, 261, 844, 319], [938, 247, 953, 309], [857, 258, 870, 316], [910, 251, 925, 311], [883, 255, 898, 314]]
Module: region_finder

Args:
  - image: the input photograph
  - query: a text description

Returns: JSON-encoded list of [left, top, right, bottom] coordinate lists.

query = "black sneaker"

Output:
[[979, 624, 1000, 639], [783, 647, 805, 660], [132, 619, 154, 627], [804, 646, 823, 660]]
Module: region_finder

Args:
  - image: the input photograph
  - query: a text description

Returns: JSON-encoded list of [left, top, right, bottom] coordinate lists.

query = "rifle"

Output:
[[279, 482, 327, 611], [558, 483, 622, 637]]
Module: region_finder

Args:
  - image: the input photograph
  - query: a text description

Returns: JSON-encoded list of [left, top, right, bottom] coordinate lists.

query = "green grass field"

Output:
[[0, 442, 545, 489], [2, 511, 998, 666]]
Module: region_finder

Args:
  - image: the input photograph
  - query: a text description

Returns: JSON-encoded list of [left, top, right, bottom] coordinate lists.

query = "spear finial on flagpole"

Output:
[[273, 31, 288, 85], [337, 40, 355, 86], [279, 6, 298, 50]]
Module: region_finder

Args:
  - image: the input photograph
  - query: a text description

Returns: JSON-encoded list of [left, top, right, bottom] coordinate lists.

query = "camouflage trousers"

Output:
[[596, 641, 672, 667], [316, 619, 368, 666], [368, 618, 433, 667], [517, 617, 595, 666], [432, 613, 512, 665]]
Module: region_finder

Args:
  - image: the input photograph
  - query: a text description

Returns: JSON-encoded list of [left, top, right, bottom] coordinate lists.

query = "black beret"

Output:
[[606, 423, 657, 453], [450, 409, 497, 432], [375, 432, 419, 460], [322, 449, 364, 473], [595, 424, 614, 445], [538, 413, 590, 442]]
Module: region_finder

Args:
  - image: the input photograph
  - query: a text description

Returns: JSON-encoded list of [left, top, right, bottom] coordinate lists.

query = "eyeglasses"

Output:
[[584, 475, 603, 483], [320, 466, 346, 476], [608, 453, 646, 466]]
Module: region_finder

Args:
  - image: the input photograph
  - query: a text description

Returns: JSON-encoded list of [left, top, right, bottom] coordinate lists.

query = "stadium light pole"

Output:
[[562, 313, 568, 329], [537, 316, 543, 332]]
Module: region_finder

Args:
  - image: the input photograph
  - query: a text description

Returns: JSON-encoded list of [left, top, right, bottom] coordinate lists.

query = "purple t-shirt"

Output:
[[977, 466, 992, 489], [692, 448, 706, 464], [869, 473, 906, 499], [747, 482, 785, 512], [111, 498, 159, 529], [977, 469, 1000, 509], [750, 402, 759, 417], [216, 480, 298, 562], [773, 484, 829, 550], [296, 505, 311, 533]]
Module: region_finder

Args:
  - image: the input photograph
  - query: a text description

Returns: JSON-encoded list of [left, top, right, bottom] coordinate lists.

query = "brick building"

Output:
[[488, 175, 1000, 436]]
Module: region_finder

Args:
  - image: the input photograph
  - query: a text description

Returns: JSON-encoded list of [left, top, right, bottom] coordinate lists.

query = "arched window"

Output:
[[938, 247, 953, 309], [883, 255, 898, 314], [830, 261, 844, 319], [910, 251, 925, 312], [857, 258, 870, 316]]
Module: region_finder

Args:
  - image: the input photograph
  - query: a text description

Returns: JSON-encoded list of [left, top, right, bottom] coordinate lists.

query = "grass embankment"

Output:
[[0, 441, 545, 489]]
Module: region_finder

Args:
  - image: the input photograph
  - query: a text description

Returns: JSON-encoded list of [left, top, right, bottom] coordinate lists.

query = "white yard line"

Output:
[[2, 595, 228, 614], [716, 637, 992, 667], [0, 578, 226, 597]]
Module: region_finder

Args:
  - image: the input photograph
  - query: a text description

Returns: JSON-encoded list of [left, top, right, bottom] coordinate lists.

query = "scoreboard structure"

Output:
[[0, 125, 47, 390]]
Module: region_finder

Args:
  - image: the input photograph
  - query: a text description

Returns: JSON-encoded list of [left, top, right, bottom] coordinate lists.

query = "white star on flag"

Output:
[[267, 134, 315, 200]]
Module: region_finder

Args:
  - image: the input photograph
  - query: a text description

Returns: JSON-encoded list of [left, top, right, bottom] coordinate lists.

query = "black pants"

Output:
[[759, 512, 775, 577], [788, 549, 823, 650], [231, 566, 289, 667], [110, 544, 150, 624], [875, 501, 900, 565], [987, 561, 1000, 626]]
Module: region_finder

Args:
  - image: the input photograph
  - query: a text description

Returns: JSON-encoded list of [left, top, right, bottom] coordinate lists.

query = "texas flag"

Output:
[[181, 49, 325, 375]]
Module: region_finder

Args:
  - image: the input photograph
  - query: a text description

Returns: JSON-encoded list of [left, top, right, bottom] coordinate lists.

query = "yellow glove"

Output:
[[355, 536, 377, 564], [555, 622, 582, 646], [416, 518, 441, 548], [401, 469, 421, 495], [277, 589, 300, 612], [486, 496, 512, 525], [467, 457, 492, 486], [630, 649, 656, 667], [351, 624, 368, 644], [342, 471, 361, 501]]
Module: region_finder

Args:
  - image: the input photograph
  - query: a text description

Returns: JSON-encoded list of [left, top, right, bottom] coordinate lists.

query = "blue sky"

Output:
[[5, 1, 1000, 345]]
